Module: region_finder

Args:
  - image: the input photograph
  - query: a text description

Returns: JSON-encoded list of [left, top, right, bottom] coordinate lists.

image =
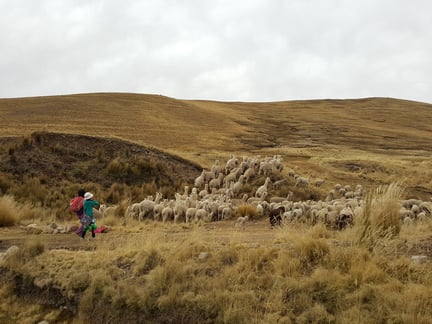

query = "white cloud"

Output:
[[0, 0, 431, 103]]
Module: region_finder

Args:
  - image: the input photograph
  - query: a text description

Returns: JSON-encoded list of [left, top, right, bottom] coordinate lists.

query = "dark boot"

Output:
[[91, 230, 95, 238]]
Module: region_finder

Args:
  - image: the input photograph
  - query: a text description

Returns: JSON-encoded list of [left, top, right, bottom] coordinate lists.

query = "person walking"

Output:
[[82, 192, 100, 239], [70, 188, 86, 236]]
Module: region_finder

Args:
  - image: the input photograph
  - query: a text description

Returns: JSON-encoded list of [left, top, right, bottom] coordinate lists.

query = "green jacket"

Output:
[[83, 199, 100, 218]]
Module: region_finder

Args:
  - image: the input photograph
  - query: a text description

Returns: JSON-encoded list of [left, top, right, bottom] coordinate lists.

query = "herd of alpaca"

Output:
[[97, 154, 431, 230]]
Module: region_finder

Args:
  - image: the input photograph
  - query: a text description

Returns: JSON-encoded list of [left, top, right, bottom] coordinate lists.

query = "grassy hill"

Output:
[[1, 93, 431, 199], [1, 94, 431, 156], [1, 93, 432, 323]]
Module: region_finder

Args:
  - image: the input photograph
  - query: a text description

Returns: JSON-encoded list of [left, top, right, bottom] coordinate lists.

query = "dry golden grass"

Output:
[[0, 195, 18, 226], [0, 195, 47, 226], [1, 93, 432, 323], [1, 93, 431, 199], [357, 182, 404, 252], [235, 204, 258, 219], [1, 216, 432, 323]]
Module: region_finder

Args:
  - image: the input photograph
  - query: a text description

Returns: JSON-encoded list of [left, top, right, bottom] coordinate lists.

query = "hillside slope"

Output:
[[1, 93, 431, 157], [0, 131, 202, 206], [1, 93, 431, 198]]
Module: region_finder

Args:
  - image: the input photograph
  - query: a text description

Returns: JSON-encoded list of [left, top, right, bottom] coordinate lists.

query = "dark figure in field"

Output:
[[73, 189, 86, 236], [269, 206, 285, 227], [335, 213, 353, 230], [80, 192, 100, 239]]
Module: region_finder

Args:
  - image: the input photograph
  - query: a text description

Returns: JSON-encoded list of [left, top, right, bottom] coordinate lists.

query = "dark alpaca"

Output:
[[269, 206, 285, 227], [335, 213, 353, 230]]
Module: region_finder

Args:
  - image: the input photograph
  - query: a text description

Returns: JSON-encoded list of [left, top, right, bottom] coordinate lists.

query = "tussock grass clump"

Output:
[[105, 183, 132, 204], [218, 248, 239, 266], [235, 204, 258, 219], [0, 174, 12, 194], [0, 195, 19, 226], [20, 239, 46, 260], [106, 157, 128, 180], [308, 222, 332, 239], [274, 225, 331, 275], [2, 222, 432, 323], [356, 182, 404, 252], [10, 177, 49, 205], [4, 239, 46, 269], [78, 269, 116, 319], [134, 248, 165, 276], [0, 195, 48, 226], [304, 268, 347, 318], [105, 157, 166, 184], [293, 236, 330, 270], [18, 203, 47, 222]]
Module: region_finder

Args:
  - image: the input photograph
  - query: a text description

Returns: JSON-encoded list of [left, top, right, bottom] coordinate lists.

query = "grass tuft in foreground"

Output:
[[1, 184, 432, 323], [356, 182, 404, 252]]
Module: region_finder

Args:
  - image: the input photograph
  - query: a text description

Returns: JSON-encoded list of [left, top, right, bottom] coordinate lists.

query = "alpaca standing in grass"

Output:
[[255, 177, 271, 199], [235, 215, 249, 229], [269, 206, 285, 227]]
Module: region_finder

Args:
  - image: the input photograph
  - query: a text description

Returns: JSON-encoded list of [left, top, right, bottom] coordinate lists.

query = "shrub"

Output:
[[106, 157, 127, 179], [0, 175, 12, 195], [356, 182, 403, 252], [133, 158, 162, 177], [104, 183, 132, 204], [18, 203, 46, 222], [20, 135, 33, 149], [5, 239, 46, 268], [21, 239, 45, 260], [235, 204, 258, 219], [134, 248, 165, 276], [95, 147, 105, 163], [0, 195, 18, 226], [10, 177, 48, 206], [295, 237, 330, 269]]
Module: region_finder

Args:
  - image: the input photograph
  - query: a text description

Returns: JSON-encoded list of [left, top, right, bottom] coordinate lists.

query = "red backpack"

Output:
[[70, 196, 84, 213]]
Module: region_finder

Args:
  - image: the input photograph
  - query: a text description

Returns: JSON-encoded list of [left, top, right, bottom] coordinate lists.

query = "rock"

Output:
[[56, 225, 65, 233], [411, 255, 428, 264], [198, 252, 209, 260], [34, 277, 53, 289], [0, 246, 19, 265], [5, 245, 19, 256], [26, 224, 43, 234], [43, 226, 55, 234]]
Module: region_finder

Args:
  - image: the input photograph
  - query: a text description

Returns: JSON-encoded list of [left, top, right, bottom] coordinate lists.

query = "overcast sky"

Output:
[[1, 0, 431, 103]]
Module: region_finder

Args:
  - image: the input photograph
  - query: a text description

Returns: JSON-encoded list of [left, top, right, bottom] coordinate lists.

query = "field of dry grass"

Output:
[[1, 93, 432, 198], [1, 93, 432, 323]]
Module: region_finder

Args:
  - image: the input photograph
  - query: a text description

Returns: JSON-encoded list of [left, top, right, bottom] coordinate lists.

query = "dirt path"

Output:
[[0, 219, 278, 253], [2, 220, 431, 260]]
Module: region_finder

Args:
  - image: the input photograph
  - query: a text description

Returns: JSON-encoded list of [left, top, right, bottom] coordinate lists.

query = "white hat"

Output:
[[84, 192, 94, 200]]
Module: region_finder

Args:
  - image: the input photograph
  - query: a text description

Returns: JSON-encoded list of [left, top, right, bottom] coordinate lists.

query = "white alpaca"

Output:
[[209, 172, 224, 191], [255, 177, 271, 198], [234, 215, 249, 229]]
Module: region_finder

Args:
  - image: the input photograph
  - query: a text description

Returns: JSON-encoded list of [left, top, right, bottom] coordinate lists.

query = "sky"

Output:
[[1, 0, 431, 103]]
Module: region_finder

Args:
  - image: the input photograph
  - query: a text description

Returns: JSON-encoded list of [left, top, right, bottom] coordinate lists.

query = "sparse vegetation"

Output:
[[0, 195, 19, 226], [1, 217, 432, 323], [1, 94, 432, 323], [0, 132, 201, 219], [357, 182, 404, 252], [235, 204, 258, 219]]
